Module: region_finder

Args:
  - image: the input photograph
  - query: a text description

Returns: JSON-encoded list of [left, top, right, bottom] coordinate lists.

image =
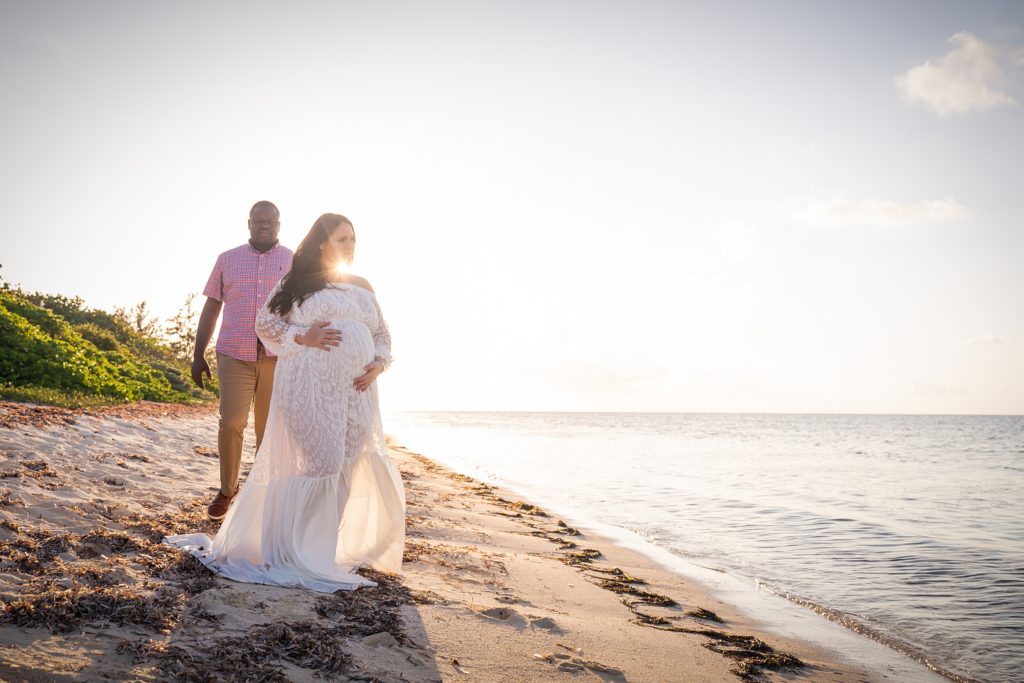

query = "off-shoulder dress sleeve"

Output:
[[256, 285, 307, 357], [371, 294, 393, 370]]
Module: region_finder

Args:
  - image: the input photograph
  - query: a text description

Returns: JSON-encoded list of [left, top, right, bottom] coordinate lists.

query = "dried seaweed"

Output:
[[629, 615, 804, 680], [0, 500, 224, 635], [560, 548, 602, 565], [687, 607, 723, 622], [555, 520, 580, 535], [704, 639, 805, 681], [402, 539, 430, 563], [0, 488, 24, 506], [21, 460, 57, 478], [586, 565, 647, 583], [630, 612, 672, 627], [494, 497, 548, 516], [121, 500, 219, 543], [115, 636, 168, 664], [313, 570, 410, 642], [38, 556, 134, 587], [409, 589, 443, 605], [191, 446, 218, 458], [1, 581, 183, 633], [79, 527, 150, 553], [154, 551, 220, 595], [155, 640, 288, 682], [598, 579, 678, 607], [0, 530, 74, 572], [119, 569, 413, 681]]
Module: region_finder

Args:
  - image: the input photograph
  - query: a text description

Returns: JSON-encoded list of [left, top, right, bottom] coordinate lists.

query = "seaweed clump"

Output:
[[2, 582, 183, 633], [313, 569, 411, 642], [118, 569, 415, 681], [597, 579, 678, 607], [130, 621, 353, 682]]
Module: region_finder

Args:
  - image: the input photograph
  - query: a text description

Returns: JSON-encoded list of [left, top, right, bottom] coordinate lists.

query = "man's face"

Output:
[[248, 206, 280, 249]]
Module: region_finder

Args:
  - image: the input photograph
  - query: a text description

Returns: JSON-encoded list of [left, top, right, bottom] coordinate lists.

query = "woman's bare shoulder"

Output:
[[328, 274, 374, 293]]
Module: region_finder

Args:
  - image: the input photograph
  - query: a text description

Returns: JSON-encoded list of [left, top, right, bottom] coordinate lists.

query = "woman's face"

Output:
[[320, 222, 356, 271]]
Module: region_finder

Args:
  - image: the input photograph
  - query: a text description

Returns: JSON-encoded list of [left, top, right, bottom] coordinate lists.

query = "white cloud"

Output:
[[966, 335, 1007, 346], [794, 197, 970, 228], [895, 32, 1015, 115]]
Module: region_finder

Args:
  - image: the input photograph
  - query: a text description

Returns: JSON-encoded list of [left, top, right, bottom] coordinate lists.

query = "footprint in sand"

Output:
[[350, 631, 433, 671], [474, 606, 527, 629], [528, 616, 563, 634], [534, 651, 625, 680], [361, 631, 401, 648]]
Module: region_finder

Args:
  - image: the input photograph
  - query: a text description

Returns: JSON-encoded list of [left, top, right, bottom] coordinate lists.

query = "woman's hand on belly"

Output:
[[353, 359, 386, 391], [295, 321, 343, 351]]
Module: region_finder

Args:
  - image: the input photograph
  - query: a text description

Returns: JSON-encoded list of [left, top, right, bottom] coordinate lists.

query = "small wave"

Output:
[[771, 588, 984, 683]]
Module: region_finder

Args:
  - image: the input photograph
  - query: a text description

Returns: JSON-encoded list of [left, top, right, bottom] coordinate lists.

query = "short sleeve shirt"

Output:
[[203, 242, 293, 361]]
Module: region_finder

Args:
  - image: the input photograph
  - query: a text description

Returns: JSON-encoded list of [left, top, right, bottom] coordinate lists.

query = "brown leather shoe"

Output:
[[206, 491, 235, 521]]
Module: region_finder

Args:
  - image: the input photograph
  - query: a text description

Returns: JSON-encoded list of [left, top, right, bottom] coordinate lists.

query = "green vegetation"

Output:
[[0, 275, 217, 407], [0, 385, 126, 410]]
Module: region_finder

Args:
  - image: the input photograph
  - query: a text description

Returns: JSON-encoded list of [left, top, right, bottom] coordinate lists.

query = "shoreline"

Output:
[[393, 443, 957, 683], [393, 444, 877, 682], [0, 401, 901, 681], [404, 447, 956, 683]]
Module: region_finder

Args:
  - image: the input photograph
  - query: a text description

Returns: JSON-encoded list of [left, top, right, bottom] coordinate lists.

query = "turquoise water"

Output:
[[384, 412, 1024, 683]]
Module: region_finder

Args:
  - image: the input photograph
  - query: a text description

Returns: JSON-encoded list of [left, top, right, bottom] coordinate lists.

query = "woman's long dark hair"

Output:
[[267, 213, 354, 316]]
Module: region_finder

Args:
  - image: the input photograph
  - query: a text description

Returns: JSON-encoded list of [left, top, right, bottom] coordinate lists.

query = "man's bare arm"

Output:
[[190, 297, 223, 389]]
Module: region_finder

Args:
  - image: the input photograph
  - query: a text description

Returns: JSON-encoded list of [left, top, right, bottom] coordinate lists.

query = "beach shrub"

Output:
[[0, 285, 216, 406], [73, 322, 121, 351], [0, 384, 122, 409]]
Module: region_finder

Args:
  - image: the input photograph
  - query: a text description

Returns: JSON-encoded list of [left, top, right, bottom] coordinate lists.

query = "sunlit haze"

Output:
[[1, 1, 1022, 414]]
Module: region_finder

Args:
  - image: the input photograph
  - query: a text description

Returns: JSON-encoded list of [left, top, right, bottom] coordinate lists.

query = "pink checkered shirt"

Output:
[[203, 242, 293, 361]]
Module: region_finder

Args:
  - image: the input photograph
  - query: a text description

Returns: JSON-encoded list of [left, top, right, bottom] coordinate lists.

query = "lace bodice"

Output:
[[255, 283, 392, 367]]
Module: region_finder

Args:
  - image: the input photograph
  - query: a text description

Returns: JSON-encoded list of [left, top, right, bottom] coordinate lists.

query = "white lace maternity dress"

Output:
[[165, 283, 405, 592]]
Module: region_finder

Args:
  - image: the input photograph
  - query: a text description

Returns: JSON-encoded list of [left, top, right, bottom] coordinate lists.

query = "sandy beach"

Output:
[[0, 401, 874, 682]]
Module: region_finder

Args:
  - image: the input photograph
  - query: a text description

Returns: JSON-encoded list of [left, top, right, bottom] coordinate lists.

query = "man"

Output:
[[191, 201, 293, 521]]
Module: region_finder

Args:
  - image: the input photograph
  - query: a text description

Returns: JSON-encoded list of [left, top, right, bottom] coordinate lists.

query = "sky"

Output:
[[1, 0, 1022, 414]]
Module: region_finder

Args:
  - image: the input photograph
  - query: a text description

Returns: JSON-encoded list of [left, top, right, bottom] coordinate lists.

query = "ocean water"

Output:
[[383, 412, 1024, 683]]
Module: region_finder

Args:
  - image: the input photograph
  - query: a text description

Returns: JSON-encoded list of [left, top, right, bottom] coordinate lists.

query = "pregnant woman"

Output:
[[166, 213, 405, 591]]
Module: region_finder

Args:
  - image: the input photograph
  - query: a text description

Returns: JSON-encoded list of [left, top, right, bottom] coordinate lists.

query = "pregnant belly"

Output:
[[303, 318, 375, 379]]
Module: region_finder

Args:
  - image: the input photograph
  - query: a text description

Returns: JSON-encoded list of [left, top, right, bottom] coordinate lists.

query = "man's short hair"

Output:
[[250, 200, 280, 218]]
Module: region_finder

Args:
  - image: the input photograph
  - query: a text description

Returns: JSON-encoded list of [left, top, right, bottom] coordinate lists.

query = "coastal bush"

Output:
[[0, 384, 122, 409], [73, 322, 121, 351], [0, 283, 217, 406]]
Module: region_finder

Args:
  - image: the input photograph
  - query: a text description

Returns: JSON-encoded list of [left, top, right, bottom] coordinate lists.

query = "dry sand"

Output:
[[0, 401, 874, 682]]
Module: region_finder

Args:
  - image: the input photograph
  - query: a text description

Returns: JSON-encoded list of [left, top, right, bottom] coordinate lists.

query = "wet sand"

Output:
[[0, 401, 874, 681]]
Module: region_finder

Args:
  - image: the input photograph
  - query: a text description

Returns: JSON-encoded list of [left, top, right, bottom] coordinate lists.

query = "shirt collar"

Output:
[[247, 240, 280, 255]]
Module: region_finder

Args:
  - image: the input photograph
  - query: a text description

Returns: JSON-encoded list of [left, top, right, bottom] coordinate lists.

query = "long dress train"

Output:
[[165, 283, 405, 592]]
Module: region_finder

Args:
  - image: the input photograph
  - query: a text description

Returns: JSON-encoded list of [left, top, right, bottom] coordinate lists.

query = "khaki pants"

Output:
[[216, 349, 277, 497]]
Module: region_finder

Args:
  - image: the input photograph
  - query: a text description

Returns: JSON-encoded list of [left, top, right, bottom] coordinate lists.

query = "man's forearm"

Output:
[[194, 298, 223, 359]]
